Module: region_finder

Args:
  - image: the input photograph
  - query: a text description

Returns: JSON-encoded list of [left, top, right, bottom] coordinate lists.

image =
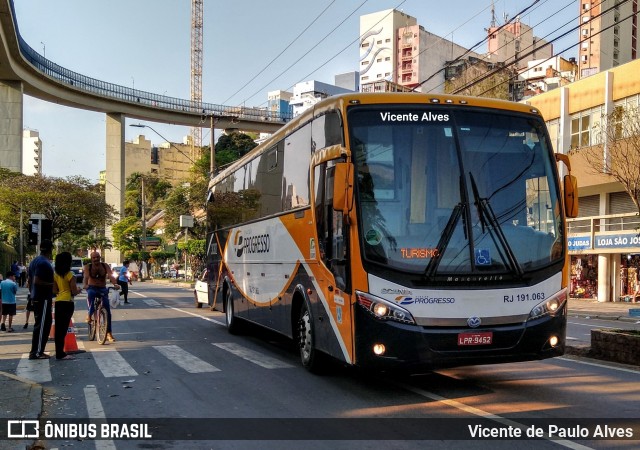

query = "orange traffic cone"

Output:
[[49, 306, 56, 339], [64, 318, 83, 354]]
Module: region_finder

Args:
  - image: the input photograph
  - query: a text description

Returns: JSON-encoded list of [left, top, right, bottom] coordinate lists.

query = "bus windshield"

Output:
[[348, 105, 563, 277]]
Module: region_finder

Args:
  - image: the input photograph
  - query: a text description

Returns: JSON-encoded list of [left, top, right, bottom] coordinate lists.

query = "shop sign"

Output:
[[594, 233, 640, 249], [568, 236, 591, 250]]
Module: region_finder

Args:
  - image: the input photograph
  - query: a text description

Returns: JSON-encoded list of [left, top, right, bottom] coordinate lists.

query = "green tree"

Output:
[[111, 216, 142, 253], [214, 132, 258, 168], [0, 171, 116, 249]]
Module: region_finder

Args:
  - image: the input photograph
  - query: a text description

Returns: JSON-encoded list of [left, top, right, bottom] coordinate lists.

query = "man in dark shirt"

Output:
[[27, 239, 54, 359]]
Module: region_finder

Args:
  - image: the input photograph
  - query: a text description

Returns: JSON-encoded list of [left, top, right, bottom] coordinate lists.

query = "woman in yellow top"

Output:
[[53, 252, 81, 360]]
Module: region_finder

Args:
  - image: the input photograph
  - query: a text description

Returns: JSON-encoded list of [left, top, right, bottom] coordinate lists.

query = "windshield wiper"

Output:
[[424, 203, 463, 279], [469, 173, 524, 278]]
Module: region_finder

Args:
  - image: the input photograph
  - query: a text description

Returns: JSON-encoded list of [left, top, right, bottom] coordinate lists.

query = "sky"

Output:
[[14, 0, 579, 183]]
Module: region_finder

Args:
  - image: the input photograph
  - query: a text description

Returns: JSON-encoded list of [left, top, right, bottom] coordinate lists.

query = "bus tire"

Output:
[[298, 297, 323, 372], [225, 288, 241, 334]]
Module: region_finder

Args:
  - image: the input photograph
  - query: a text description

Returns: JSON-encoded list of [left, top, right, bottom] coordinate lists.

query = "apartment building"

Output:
[[526, 58, 640, 302], [578, 0, 639, 78], [22, 129, 41, 176]]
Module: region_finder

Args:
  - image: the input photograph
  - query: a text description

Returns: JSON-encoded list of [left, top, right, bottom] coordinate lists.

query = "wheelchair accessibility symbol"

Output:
[[475, 249, 491, 266]]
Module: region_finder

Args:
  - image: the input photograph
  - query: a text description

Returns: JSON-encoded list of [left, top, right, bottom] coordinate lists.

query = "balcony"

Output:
[[568, 212, 640, 252]]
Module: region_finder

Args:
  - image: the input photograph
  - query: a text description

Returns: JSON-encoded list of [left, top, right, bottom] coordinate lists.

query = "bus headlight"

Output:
[[528, 288, 567, 320], [356, 291, 416, 325]]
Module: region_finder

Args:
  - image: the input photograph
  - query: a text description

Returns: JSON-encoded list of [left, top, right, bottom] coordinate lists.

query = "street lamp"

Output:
[[129, 123, 197, 165]]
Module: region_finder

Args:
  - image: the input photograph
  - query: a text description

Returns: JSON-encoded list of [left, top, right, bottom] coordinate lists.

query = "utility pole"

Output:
[[210, 115, 215, 176], [141, 176, 147, 270]]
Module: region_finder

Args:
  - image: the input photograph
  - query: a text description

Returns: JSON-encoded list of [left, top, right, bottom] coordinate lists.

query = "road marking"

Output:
[[568, 321, 617, 329], [142, 299, 161, 306], [557, 357, 640, 374], [396, 382, 594, 450], [213, 342, 294, 369], [84, 385, 116, 450], [131, 291, 147, 298], [169, 306, 226, 326], [566, 336, 579, 340], [16, 354, 51, 383], [153, 345, 220, 373], [90, 348, 138, 377]]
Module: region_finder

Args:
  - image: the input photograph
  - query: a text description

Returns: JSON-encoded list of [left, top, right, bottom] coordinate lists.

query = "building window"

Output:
[[385, 38, 391, 43], [385, 57, 390, 61], [361, 42, 370, 48], [582, 2, 590, 10], [571, 113, 591, 149]]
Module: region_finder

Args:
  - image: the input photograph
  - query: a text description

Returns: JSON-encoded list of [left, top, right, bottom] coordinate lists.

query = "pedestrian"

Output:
[[11, 260, 20, 279], [118, 260, 132, 304], [1, 271, 18, 332], [83, 251, 119, 342], [52, 252, 81, 360], [633, 268, 640, 303], [27, 239, 54, 360], [19, 262, 27, 287], [23, 293, 33, 329]]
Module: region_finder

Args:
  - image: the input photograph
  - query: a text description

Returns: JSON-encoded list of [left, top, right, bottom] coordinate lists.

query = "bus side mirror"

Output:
[[564, 174, 579, 218], [332, 162, 354, 212]]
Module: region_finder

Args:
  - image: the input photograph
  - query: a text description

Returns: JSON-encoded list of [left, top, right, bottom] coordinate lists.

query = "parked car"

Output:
[[71, 257, 84, 283]]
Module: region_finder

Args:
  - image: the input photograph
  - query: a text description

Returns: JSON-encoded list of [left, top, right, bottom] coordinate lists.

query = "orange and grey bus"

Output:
[[202, 92, 578, 372]]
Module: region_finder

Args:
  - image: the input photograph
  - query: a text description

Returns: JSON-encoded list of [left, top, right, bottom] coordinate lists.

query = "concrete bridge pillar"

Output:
[[0, 80, 23, 172], [104, 113, 125, 264]]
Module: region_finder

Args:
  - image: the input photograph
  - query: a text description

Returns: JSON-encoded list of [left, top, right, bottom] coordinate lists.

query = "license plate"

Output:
[[457, 332, 493, 346]]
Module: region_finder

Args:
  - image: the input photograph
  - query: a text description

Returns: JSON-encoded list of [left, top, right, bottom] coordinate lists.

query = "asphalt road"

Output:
[[0, 282, 638, 450]]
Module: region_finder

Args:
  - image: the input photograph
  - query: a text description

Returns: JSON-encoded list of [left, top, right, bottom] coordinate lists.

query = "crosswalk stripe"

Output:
[[142, 299, 161, 306], [153, 345, 220, 373], [90, 348, 138, 377], [16, 354, 52, 383], [84, 385, 117, 450], [212, 342, 294, 369]]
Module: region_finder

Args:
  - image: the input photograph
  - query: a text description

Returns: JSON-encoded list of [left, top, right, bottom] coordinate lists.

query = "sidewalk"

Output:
[[568, 297, 640, 323]]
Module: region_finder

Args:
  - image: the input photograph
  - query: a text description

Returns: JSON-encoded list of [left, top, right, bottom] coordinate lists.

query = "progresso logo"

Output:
[[233, 230, 271, 258], [394, 295, 455, 305]]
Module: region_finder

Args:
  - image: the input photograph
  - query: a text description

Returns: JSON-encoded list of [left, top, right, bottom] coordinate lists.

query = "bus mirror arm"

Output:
[[332, 162, 354, 214]]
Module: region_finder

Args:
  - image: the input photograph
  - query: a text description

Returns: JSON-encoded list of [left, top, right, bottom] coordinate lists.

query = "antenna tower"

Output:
[[190, 0, 203, 154]]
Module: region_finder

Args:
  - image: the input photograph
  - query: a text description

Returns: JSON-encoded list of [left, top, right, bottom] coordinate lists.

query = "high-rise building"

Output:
[[486, 18, 552, 69], [22, 129, 41, 176], [289, 81, 352, 117], [359, 9, 482, 93], [334, 71, 360, 92], [578, 0, 639, 79]]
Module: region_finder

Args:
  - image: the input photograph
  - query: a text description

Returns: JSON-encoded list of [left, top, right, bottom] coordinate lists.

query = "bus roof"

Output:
[[209, 92, 543, 189]]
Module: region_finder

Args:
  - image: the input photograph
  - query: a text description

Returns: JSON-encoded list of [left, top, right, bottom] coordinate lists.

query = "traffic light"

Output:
[[40, 219, 52, 243], [27, 217, 52, 245], [28, 219, 38, 245]]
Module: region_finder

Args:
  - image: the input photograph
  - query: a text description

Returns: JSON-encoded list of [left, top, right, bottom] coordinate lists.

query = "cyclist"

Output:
[[83, 251, 119, 342]]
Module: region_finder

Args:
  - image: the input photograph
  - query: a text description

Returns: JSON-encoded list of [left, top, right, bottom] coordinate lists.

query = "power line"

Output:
[[239, 0, 372, 106], [414, 0, 546, 91], [452, 0, 629, 96], [424, 0, 575, 95], [222, 0, 337, 105]]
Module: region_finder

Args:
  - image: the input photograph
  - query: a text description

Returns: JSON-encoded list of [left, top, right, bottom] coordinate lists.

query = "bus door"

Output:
[[313, 161, 353, 360]]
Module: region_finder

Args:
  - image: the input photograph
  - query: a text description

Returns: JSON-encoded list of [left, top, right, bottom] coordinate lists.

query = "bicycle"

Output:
[[88, 286, 118, 344]]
